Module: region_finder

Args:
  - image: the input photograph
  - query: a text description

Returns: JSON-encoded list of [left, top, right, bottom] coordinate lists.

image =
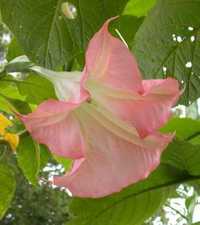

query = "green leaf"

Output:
[[17, 74, 56, 104], [0, 164, 16, 219], [0, 93, 31, 114], [0, 0, 73, 69], [1, 56, 56, 104], [110, 16, 144, 49], [63, 0, 128, 50], [162, 140, 200, 176], [17, 134, 40, 185], [7, 38, 24, 61], [0, 73, 8, 88], [123, 0, 157, 17], [54, 154, 72, 171], [39, 145, 52, 170], [133, 0, 200, 105], [0, 83, 26, 113], [0, 82, 23, 100], [6, 120, 25, 135], [161, 117, 200, 141], [0, 0, 129, 69], [161, 118, 200, 173], [5, 55, 33, 73]]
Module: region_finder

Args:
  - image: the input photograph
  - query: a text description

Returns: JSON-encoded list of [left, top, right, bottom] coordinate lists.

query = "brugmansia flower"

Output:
[[0, 114, 19, 151], [20, 18, 181, 198]]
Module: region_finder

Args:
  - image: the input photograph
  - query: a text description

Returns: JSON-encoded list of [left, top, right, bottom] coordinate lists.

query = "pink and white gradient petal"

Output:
[[91, 78, 180, 137], [20, 100, 85, 159], [19, 18, 181, 198], [54, 107, 173, 198], [82, 18, 143, 94]]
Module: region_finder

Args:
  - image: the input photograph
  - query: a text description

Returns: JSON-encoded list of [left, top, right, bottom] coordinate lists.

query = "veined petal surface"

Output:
[[83, 18, 143, 94], [54, 103, 173, 198], [83, 19, 181, 137], [20, 100, 84, 159], [87, 78, 180, 137]]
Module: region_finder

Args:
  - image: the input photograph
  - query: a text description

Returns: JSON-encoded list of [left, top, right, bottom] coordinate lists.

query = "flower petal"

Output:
[[54, 104, 173, 198], [82, 18, 180, 137], [20, 100, 84, 159], [83, 18, 143, 94], [90, 78, 180, 137]]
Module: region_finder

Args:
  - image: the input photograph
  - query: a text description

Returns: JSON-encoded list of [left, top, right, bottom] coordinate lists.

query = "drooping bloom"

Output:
[[0, 114, 19, 151], [20, 18, 181, 198]]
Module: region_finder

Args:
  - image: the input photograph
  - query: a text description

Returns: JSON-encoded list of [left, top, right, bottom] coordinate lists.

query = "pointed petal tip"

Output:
[[84, 17, 142, 95], [19, 99, 85, 159]]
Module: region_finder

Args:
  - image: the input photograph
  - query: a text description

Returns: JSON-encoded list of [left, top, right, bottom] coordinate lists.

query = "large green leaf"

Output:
[[2, 56, 56, 104], [17, 134, 40, 185], [110, 16, 144, 49], [0, 74, 31, 114], [133, 0, 200, 105], [17, 135, 52, 183], [0, 82, 26, 112], [17, 74, 56, 104], [0, 0, 73, 69], [54, 154, 72, 171], [0, 0, 129, 69], [162, 140, 200, 176], [123, 0, 157, 17], [63, 0, 128, 51], [7, 38, 24, 62], [39, 145, 52, 170], [0, 164, 16, 219], [0, 93, 31, 114], [0, 82, 23, 100], [161, 118, 200, 174], [161, 117, 200, 141]]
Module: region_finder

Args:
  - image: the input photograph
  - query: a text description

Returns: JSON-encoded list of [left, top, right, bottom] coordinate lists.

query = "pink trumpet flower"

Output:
[[20, 18, 181, 198]]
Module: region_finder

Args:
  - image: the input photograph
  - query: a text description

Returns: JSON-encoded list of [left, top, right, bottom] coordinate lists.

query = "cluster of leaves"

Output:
[[1, 160, 70, 225], [0, 0, 200, 224]]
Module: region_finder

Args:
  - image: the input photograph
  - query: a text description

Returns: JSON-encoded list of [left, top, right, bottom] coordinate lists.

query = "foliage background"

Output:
[[1, 0, 200, 224]]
